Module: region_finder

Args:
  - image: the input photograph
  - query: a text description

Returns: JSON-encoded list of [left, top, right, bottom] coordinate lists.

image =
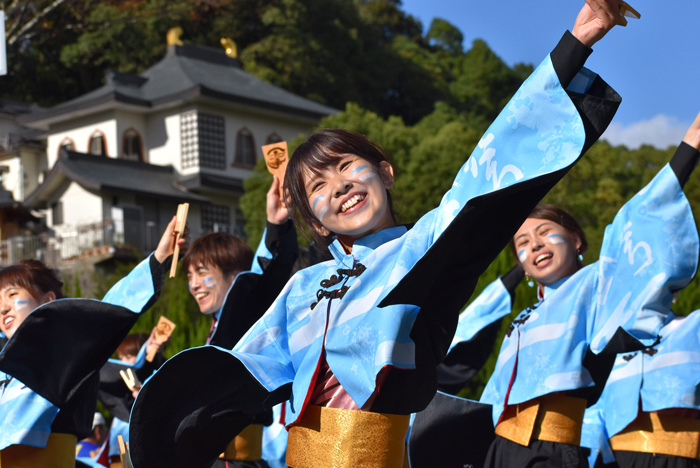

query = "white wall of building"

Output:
[[47, 111, 118, 167], [146, 108, 189, 172], [48, 181, 103, 231]]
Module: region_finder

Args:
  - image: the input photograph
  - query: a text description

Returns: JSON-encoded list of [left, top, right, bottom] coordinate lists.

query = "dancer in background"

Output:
[[183, 175, 298, 468], [97, 331, 167, 468], [408, 265, 523, 468], [130, 2, 624, 467], [0, 217, 183, 467], [480, 111, 700, 467]]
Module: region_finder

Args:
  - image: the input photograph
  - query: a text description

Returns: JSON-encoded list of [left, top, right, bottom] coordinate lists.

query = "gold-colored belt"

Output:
[[0, 433, 77, 468], [286, 405, 409, 468], [609, 411, 700, 459], [110, 462, 124, 468], [219, 424, 264, 461], [495, 393, 587, 447]]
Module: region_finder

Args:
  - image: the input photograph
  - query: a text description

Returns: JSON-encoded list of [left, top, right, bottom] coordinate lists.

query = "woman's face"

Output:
[[304, 155, 395, 243], [0, 286, 54, 339], [513, 218, 582, 286]]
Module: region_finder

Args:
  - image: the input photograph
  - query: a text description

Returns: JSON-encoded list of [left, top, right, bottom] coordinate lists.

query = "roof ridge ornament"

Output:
[[220, 38, 238, 59], [167, 27, 184, 46]]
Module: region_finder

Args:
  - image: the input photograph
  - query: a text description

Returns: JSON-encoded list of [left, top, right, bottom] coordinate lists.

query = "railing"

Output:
[[0, 219, 156, 268], [0, 219, 248, 268]]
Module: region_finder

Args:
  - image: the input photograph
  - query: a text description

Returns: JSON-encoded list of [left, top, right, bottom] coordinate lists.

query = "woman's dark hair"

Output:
[[285, 128, 396, 247], [117, 333, 149, 359], [182, 232, 254, 278], [511, 204, 588, 266], [0, 259, 65, 301]]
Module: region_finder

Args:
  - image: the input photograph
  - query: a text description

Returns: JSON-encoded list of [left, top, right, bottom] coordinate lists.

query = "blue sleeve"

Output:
[[449, 278, 513, 350], [102, 254, 165, 314], [589, 164, 699, 352]]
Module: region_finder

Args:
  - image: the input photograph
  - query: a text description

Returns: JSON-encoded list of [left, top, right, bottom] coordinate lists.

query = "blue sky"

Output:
[[401, 0, 700, 149]]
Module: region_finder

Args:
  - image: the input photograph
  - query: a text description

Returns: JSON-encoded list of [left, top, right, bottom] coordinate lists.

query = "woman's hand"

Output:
[[267, 176, 290, 225], [683, 110, 700, 150], [154, 216, 189, 263], [572, 0, 626, 48]]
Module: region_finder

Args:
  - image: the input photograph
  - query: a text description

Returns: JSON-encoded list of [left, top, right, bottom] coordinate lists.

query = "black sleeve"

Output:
[[436, 267, 520, 394], [550, 31, 593, 89], [129, 346, 291, 468], [501, 265, 525, 303], [0, 258, 167, 408], [209, 220, 298, 349], [435, 319, 503, 395], [670, 142, 700, 188]]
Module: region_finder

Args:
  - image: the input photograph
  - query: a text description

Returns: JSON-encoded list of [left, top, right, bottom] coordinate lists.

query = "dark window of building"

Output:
[[201, 204, 231, 234], [122, 129, 143, 161], [234, 128, 256, 167], [89, 132, 106, 156], [180, 111, 226, 170], [52, 202, 63, 225], [59, 138, 75, 158], [266, 133, 283, 145]]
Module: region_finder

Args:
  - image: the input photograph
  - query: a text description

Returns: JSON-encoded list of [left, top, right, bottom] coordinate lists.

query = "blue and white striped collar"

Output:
[[328, 225, 408, 265]]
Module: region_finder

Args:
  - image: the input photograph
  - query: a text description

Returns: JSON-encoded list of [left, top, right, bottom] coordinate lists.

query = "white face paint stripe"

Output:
[[203, 277, 217, 289], [359, 172, 376, 182], [518, 249, 528, 263], [549, 234, 565, 244], [319, 206, 329, 221], [13, 300, 28, 310], [312, 194, 325, 214]]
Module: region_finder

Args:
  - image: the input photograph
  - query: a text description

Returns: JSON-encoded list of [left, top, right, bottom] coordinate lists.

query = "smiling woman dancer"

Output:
[[0, 218, 183, 467], [478, 113, 700, 467], [129, 3, 626, 467]]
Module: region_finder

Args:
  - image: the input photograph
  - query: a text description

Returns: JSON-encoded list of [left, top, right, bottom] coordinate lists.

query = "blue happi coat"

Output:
[[228, 49, 605, 426], [0, 254, 162, 451], [480, 163, 700, 425], [129, 32, 623, 468], [583, 309, 700, 464]]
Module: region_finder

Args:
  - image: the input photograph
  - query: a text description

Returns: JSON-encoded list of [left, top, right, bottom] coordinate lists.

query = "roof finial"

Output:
[[220, 38, 238, 59], [167, 27, 184, 46]]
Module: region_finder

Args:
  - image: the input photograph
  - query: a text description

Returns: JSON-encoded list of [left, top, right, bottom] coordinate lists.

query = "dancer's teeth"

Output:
[[341, 195, 365, 213], [535, 254, 552, 265]]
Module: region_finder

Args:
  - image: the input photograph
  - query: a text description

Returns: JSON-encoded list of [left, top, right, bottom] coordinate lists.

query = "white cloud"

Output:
[[601, 114, 689, 150]]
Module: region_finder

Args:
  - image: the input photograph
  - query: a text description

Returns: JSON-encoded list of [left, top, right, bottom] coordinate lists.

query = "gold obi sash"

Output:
[[110, 462, 123, 468], [495, 394, 587, 447], [609, 412, 700, 459], [0, 433, 77, 468], [220, 424, 264, 461], [286, 405, 410, 468]]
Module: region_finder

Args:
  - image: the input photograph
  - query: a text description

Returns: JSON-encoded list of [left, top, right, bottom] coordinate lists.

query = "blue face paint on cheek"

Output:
[[352, 165, 368, 175], [312, 194, 325, 214], [549, 234, 565, 245], [13, 300, 29, 310], [518, 250, 528, 263], [203, 277, 217, 289]]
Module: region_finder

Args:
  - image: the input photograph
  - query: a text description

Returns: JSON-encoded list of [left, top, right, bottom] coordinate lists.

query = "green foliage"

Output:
[[2, 0, 521, 126]]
